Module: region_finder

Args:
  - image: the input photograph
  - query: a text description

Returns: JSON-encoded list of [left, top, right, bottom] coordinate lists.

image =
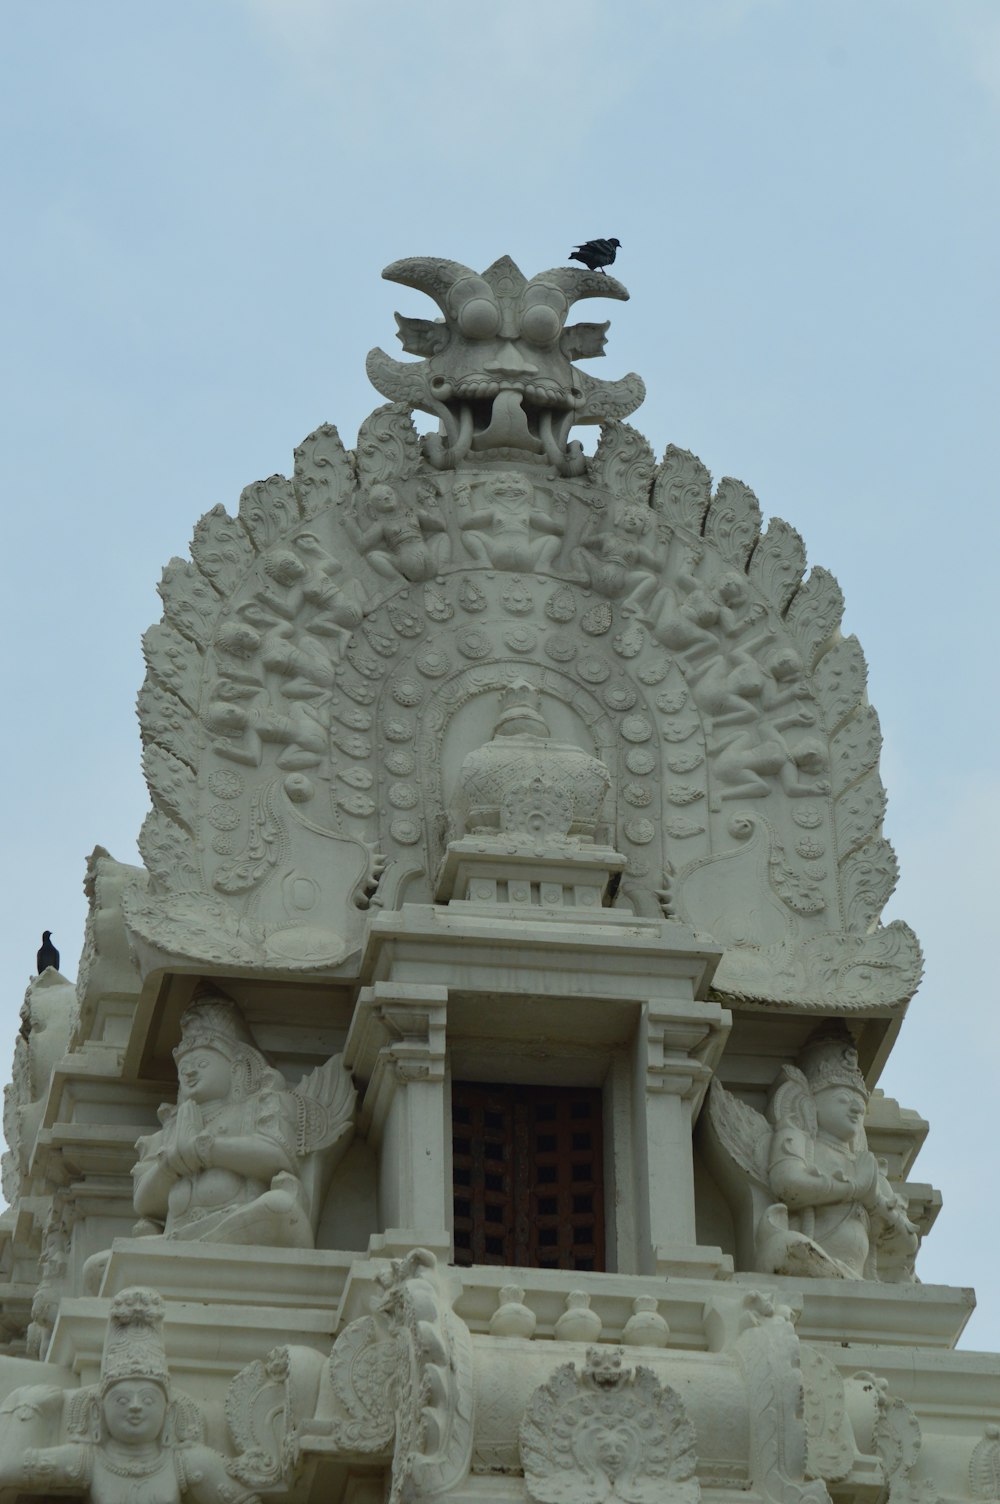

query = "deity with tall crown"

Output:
[[704, 1029, 919, 1281], [132, 993, 356, 1248], [0, 1288, 259, 1504]]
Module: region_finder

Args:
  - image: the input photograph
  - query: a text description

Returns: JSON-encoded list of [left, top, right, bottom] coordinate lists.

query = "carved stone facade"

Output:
[[0, 250, 990, 1504]]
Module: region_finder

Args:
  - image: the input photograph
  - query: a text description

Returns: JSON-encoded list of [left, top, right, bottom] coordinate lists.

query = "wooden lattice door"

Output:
[[451, 1081, 605, 1270]]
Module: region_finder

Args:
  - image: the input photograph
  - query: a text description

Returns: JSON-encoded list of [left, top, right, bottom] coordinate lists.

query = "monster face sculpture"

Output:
[[366, 255, 646, 475]]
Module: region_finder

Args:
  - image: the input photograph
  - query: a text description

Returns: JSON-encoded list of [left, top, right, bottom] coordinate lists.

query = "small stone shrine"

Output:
[[0, 252, 993, 1504]]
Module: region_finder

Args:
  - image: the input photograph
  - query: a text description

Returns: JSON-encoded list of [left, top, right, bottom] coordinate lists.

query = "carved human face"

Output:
[[369, 484, 400, 514], [590, 1421, 638, 1479], [176, 1047, 232, 1105], [717, 573, 749, 607], [215, 622, 261, 660], [768, 647, 804, 681], [484, 472, 533, 506], [615, 506, 649, 537], [103, 1381, 167, 1446], [815, 1086, 866, 1143], [265, 551, 306, 586]]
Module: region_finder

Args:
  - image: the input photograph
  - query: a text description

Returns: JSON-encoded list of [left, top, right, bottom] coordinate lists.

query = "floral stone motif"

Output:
[[519, 1347, 700, 1504]]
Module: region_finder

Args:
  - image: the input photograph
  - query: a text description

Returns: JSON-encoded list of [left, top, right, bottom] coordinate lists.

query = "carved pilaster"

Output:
[[346, 985, 450, 1254], [631, 998, 730, 1278]]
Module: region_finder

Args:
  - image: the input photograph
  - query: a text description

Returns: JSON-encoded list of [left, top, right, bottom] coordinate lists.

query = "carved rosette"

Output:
[[519, 1347, 700, 1504], [128, 253, 919, 1010]]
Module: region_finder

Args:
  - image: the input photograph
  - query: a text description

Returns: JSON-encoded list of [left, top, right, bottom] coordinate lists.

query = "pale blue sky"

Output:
[[2, 1, 998, 1340]]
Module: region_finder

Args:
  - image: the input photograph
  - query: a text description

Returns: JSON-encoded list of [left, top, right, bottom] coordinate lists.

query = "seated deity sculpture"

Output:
[[132, 993, 355, 1248], [703, 1029, 919, 1281], [0, 1287, 259, 1504]]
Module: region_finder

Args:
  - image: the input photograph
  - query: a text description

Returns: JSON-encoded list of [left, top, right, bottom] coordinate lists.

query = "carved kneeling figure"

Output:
[[704, 1029, 919, 1282], [132, 993, 355, 1249]]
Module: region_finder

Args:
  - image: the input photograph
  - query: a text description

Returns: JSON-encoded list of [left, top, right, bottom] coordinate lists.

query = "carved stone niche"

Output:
[[701, 1026, 919, 1282], [518, 1346, 700, 1504]]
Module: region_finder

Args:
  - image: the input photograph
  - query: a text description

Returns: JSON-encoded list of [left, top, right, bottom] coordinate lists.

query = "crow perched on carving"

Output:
[[568, 237, 621, 273], [36, 931, 59, 975]]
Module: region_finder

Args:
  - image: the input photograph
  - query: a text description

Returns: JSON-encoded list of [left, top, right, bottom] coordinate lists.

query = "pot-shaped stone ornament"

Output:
[[457, 680, 610, 841]]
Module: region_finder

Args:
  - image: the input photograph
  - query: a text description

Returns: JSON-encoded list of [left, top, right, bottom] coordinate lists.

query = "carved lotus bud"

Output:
[[456, 681, 610, 842]]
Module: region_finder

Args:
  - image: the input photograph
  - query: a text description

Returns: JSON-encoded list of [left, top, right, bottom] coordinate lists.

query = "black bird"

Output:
[[36, 931, 59, 975], [568, 237, 621, 274]]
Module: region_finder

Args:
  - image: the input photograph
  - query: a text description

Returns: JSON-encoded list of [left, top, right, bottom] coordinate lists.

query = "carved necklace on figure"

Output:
[[98, 1443, 165, 1478]]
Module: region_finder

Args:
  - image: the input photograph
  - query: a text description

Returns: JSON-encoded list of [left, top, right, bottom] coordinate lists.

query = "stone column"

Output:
[[344, 982, 450, 1259]]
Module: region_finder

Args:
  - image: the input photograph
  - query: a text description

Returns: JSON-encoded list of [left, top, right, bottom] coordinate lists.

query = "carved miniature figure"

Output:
[[0, 1287, 259, 1504], [345, 482, 447, 582], [713, 705, 829, 801], [132, 994, 355, 1248], [456, 471, 564, 571], [648, 571, 724, 664], [294, 531, 366, 643], [704, 1029, 918, 1281], [570, 502, 662, 613]]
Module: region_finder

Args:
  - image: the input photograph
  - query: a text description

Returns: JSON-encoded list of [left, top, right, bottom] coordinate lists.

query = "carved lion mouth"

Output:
[[445, 375, 572, 409], [424, 380, 585, 472]]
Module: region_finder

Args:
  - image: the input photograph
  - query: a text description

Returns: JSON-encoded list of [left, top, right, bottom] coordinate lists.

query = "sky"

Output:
[[1, 0, 998, 1343]]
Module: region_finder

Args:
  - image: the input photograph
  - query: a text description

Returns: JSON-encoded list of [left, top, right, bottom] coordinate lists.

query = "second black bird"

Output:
[[37, 931, 59, 975], [568, 237, 621, 273]]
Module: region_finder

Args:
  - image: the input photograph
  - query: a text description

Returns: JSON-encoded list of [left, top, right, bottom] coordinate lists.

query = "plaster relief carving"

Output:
[[346, 483, 449, 582], [847, 1372, 936, 1504], [126, 249, 920, 1011], [456, 471, 564, 570], [225, 1344, 325, 1489], [366, 255, 645, 474], [731, 1293, 830, 1504], [519, 1347, 700, 1504], [0, 1288, 260, 1504], [132, 994, 355, 1249], [970, 1426, 1000, 1500], [454, 680, 610, 842], [703, 1029, 918, 1281], [323, 1249, 474, 1502]]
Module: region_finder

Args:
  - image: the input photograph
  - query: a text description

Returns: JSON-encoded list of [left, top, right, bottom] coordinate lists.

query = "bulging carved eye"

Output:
[[520, 304, 562, 346], [458, 298, 501, 339]]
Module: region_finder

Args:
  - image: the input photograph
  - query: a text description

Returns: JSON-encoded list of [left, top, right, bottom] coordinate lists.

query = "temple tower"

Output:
[[0, 252, 993, 1504]]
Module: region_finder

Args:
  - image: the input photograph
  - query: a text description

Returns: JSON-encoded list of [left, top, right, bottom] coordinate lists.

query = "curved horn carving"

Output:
[[366, 347, 432, 405], [574, 368, 647, 423], [529, 267, 631, 307], [382, 257, 481, 315]]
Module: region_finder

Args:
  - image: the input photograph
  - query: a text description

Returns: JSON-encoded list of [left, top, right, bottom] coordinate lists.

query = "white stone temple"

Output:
[[0, 251, 995, 1504]]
